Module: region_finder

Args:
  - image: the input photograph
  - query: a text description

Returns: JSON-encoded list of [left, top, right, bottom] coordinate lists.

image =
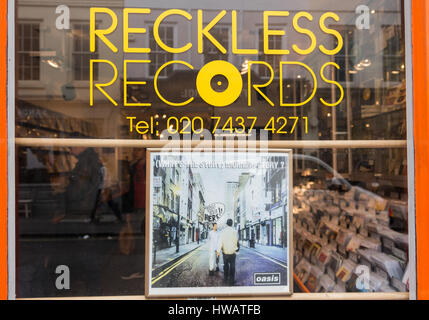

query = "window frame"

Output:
[[145, 22, 177, 79], [3, 0, 418, 300], [17, 21, 41, 82], [70, 21, 99, 82], [17, 19, 43, 88]]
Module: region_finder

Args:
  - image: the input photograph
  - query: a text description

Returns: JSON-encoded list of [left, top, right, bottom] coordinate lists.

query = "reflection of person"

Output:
[[131, 149, 147, 209], [217, 219, 239, 286], [208, 223, 219, 275], [123, 149, 146, 219], [52, 147, 104, 294], [120, 148, 146, 281], [65, 147, 103, 218], [90, 164, 123, 223]]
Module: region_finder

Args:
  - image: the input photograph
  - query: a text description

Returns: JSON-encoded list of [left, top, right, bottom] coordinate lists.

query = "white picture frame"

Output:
[[145, 148, 293, 298]]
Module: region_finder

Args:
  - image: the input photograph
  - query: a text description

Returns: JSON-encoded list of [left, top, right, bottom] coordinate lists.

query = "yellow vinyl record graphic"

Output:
[[196, 60, 243, 107]]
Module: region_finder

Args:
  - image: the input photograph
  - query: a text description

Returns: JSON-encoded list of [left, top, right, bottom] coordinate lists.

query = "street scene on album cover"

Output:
[[149, 152, 289, 289]]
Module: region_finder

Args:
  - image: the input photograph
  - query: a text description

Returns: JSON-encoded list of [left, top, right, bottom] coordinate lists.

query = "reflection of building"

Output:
[[192, 173, 207, 240], [179, 166, 206, 244], [264, 157, 288, 247], [235, 173, 249, 238], [230, 159, 288, 248], [17, 0, 127, 197], [152, 156, 206, 250], [225, 182, 238, 222], [16, 0, 407, 200], [152, 155, 179, 249]]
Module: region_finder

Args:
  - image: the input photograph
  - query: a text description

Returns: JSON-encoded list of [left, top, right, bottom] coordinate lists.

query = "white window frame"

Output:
[[17, 19, 44, 88], [145, 22, 177, 79], [68, 20, 99, 87]]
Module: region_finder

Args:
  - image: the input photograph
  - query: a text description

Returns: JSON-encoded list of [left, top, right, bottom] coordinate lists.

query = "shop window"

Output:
[[13, 1, 412, 298], [18, 22, 40, 81]]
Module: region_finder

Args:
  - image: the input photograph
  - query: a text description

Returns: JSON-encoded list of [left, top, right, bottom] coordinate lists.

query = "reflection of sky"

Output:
[[194, 152, 260, 229], [196, 167, 243, 205]]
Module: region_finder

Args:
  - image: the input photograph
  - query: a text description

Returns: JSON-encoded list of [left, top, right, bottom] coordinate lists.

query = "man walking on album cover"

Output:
[[208, 223, 220, 275], [217, 219, 239, 286]]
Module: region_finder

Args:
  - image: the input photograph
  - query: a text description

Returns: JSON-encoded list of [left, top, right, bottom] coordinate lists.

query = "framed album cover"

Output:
[[145, 149, 293, 297]]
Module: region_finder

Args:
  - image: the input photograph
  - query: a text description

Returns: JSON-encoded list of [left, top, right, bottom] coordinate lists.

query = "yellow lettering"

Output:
[[196, 60, 242, 107], [248, 61, 274, 107], [198, 10, 227, 54], [319, 12, 343, 55], [292, 12, 316, 55], [135, 121, 150, 134], [263, 11, 290, 55], [279, 61, 317, 107], [155, 61, 194, 106], [320, 62, 344, 107], [90, 8, 118, 53], [123, 60, 151, 107], [127, 117, 136, 132], [123, 8, 151, 53], [154, 9, 192, 53], [90, 59, 118, 107], [232, 10, 258, 55]]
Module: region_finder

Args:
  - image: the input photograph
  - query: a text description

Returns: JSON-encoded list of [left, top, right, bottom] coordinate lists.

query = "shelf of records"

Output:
[[293, 184, 409, 293], [16, 100, 98, 139]]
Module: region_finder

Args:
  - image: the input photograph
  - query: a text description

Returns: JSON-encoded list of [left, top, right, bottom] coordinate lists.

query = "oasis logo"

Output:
[[253, 273, 281, 285]]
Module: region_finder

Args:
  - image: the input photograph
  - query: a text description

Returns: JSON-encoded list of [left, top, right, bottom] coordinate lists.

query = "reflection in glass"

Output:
[[16, 0, 409, 297]]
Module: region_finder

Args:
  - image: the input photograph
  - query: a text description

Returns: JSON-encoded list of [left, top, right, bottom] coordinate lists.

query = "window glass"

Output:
[[16, 0, 409, 297]]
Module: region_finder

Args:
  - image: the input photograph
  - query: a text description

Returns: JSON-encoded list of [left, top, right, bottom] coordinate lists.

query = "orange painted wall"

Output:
[[0, 0, 8, 301], [412, 0, 429, 300]]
